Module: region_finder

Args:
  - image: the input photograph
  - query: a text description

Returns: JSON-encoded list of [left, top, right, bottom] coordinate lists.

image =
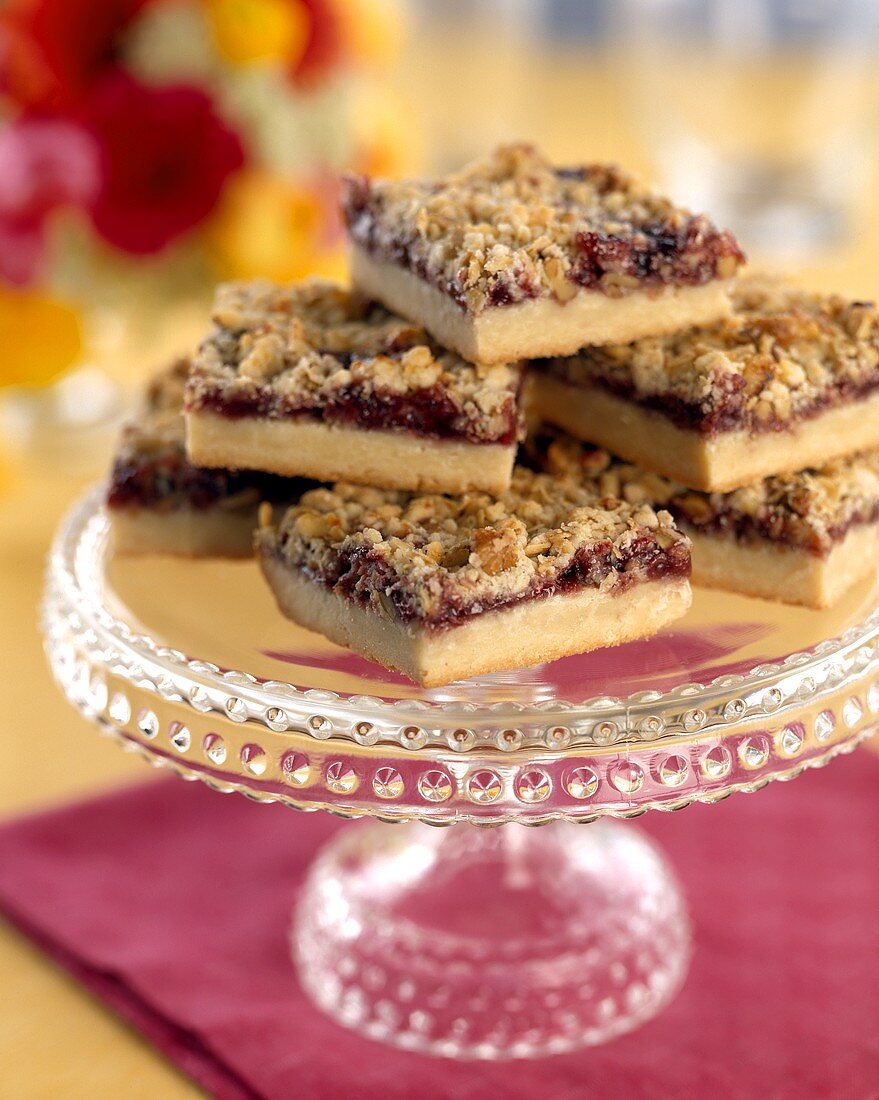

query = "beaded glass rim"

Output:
[[43, 489, 879, 824]]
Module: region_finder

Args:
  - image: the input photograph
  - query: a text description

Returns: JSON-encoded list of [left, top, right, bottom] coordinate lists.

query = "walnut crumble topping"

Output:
[[526, 424, 879, 556], [187, 279, 523, 445], [538, 276, 879, 435], [257, 468, 690, 629], [341, 143, 744, 314], [107, 359, 301, 513]]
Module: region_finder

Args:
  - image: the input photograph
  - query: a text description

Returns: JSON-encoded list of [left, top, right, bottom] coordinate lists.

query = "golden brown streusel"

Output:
[[258, 468, 690, 625], [187, 279, 522, 444], [528, 424, 879, 555], [342, 143, 744, 313], [539, 276, 879, 434]]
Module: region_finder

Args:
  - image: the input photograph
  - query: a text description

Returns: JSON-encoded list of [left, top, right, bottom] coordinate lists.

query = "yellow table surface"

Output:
[[3, 52, 879, 1097]]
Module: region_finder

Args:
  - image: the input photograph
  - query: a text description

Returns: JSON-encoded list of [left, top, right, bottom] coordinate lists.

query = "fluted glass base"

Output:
[[294, 820, 691, 1059]]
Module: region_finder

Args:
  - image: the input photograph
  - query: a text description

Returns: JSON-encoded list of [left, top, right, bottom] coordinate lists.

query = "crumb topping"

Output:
[[108, 359, 299, 512], [342, 142, 744, 314], [526, 424, 879, 555], [539, 276, 879, 434], [187, 279, 522, 444], [258, 467, 690, 627]]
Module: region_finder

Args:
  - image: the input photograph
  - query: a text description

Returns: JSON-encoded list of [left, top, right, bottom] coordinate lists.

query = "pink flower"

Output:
[[0, 116, 99, 285], [0, 216, 44, 286], [84, 73, 245, 255], [0, 116, 99, 220]]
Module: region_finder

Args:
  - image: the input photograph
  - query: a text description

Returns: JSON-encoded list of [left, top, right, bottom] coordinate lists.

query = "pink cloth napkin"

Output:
[[1, 752, 878, 1099]]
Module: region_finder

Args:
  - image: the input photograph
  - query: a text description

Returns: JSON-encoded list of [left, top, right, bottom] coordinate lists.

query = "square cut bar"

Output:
[[526, 424, 879, 608], [107, 359, 305, 557], [185, 279, 523, 495], [342, 142, 744, 365], [255, 469, 692, 687], [529, 277, 879, 492]]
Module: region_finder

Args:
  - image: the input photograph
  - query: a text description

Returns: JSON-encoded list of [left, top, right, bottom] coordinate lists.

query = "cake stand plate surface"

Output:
[[42, 489, 879, 1058]]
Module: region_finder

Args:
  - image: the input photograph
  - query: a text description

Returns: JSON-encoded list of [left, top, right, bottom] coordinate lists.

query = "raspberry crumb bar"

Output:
[[107, 359, 302, 557], [527, 426, 879, 608], [256, 469, 691, 687], [185, 280, 523, 495], [342, 143, 744, 365], [529, 277, 879, 492]]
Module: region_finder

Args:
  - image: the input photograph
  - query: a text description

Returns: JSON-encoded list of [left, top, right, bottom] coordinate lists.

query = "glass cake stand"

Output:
[[43, 488, 879, 1059]]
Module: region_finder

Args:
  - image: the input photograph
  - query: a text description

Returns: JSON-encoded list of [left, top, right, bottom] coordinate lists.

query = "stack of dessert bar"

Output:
[[107, 144, 879, 687]]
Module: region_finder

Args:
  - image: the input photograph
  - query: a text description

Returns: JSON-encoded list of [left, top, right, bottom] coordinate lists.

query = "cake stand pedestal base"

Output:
[[294, 820, 691, 1059]]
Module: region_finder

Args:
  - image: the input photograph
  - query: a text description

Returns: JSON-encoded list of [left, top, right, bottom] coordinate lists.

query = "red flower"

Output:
[[289, 0, 344, 89], [0, 0, 149, 108], [84, 73, 245, 255], [0, 116, 100, 285]]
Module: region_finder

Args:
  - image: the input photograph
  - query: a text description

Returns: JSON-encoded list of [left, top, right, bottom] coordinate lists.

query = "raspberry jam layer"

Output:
[[108, 449, 303, 511], [189, 383, 520, 447], [673, 499, 879, 556], [540, 365, 879, 438]]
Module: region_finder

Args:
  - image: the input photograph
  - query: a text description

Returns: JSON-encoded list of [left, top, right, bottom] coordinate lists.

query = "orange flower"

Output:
[[334, 0, 405, 69], [349, 86, 421, 179], [205, 0, 309, 66], [0, 288, 81, 388], [207, 169, 345, 283]]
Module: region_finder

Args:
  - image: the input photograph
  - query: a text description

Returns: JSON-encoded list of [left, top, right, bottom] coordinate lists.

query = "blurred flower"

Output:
[[335, 0, 405, 69], [206, 0, 308, 66], [122, 0, 220, 86], [0, 287, 81, 388], [0, 117, 100, 285], [220, 65, 348, 179], [0, 116, 99, 222], [350, 85, 421, 179], [288, 0, 343, 89], [84, 72, 244, 254], [207, 168, 344, 282], [0, 219, 44, 287], [0, 0, 149, 108]]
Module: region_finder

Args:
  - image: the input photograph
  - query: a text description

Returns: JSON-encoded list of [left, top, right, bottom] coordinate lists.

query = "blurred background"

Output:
[[2, 0, 879, 475], [2, 2, 879, 1090]]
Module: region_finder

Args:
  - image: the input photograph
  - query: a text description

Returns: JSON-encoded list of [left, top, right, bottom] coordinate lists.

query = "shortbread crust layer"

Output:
[[186, 410, 516, 494], [531, 374, 879, 492], [349, 245, 735, 365], [688, 526, 879, 608], [259, 557, 691, 686]]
